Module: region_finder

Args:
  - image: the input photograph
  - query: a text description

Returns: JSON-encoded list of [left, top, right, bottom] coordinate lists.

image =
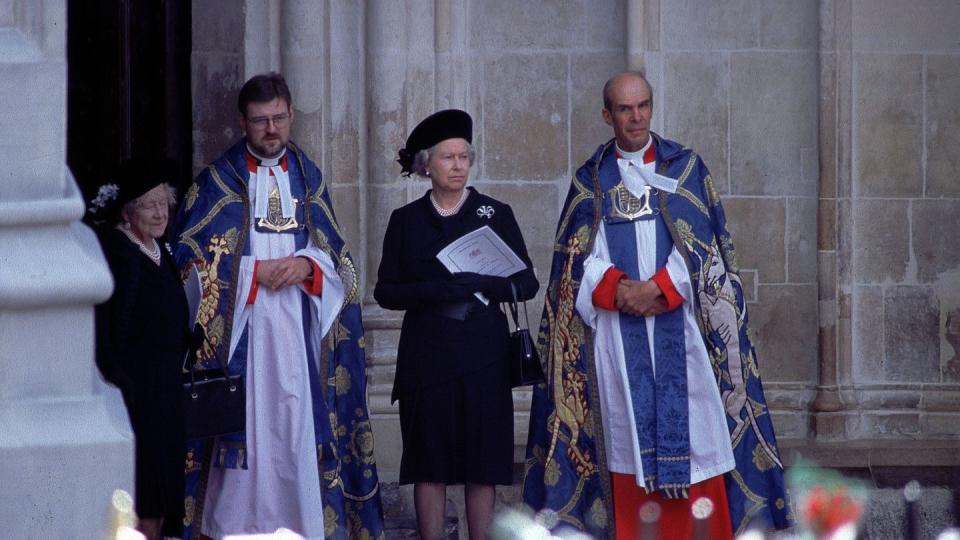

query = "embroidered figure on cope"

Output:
[[256, 185, 300, 232], [608, 183, 653, 221]]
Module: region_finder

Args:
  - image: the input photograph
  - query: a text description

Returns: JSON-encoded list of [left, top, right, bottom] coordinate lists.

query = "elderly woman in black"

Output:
[[90, 157, 191, 540], [375, 110, 539, 539]]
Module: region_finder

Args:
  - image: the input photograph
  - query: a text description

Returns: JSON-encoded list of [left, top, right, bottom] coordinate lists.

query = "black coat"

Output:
[[374, 188, 539, 401], [94, 228, 189, 534]]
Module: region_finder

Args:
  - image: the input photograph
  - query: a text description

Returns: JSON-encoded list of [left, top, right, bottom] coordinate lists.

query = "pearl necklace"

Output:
[[118, 226, 162, 265], [431, 189, 469, 217]]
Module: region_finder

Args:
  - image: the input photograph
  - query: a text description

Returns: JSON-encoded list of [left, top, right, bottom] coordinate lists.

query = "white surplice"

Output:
[[201, 163, 344, 540], [575, 140, 734, 488]]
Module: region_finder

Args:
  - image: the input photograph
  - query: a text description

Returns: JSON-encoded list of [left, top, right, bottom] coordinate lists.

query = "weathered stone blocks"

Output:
[[853, 0, 960, 52], [730, 52, 818, 196], [751, 284, 819, 382], [758, 0, 819, 50], [661, 0, 758, 50], [852, 285, 884, 381], [663, 52, 729, 193], [853, 53, 923, 198], [722, 197, 787, 283], [883, 286, 940, 382], [482, 53, 568, 180], [925, 55, 960, 198], [192, 0, 244, 53], [470, 0, 581, 50], [570, 52, 625, 167], [851, 199, 910, 283], [788, 197, 818, 283], [191, 52, 243, 169], [912, 200, 960, 283]]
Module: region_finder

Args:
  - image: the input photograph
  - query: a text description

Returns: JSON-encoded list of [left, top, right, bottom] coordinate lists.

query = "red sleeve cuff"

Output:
[[246, 260, 260, 305], [592, 266, 627, 311], [302, 258, 323, 296], [651, 266, 684, 312]]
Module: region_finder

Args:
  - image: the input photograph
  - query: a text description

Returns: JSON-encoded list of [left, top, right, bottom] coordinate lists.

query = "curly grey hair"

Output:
[[411, 142, 476, 177], [119, 184, 178, 221]]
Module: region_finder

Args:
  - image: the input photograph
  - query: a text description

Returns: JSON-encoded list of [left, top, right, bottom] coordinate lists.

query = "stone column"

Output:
[[280, 0, 326, 166], [244, 0, 280, 78], [626, 0, 658, 72], [812, 0, 848, 436], [363, 0, 437, 480], [0, 0, 132, 537]]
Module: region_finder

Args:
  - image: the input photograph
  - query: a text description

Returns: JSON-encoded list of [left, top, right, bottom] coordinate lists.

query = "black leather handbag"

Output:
[[182, 355, 246, 439], [507, 282, 545, 387]]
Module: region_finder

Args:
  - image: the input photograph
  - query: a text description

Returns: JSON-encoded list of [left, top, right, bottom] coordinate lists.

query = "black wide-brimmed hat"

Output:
[[88, 156, 178, 225], [397, 109, 472, 176]]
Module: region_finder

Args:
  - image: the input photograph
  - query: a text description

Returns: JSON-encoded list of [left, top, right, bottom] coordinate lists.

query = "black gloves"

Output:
[[449, 272, 515, 302]]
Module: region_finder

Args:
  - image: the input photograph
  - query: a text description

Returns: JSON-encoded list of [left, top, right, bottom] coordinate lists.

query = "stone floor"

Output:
[[378, 440, 960, 539]]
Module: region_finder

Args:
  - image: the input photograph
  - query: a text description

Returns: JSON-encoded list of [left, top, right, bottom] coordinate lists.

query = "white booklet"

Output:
[[436, 225, 526, 304]]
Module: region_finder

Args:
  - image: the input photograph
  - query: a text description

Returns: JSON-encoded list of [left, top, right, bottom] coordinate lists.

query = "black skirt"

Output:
[[398, 362, 514, 486]]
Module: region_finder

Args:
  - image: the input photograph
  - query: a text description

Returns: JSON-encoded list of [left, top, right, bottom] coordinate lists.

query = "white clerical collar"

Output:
[[248, 145, 294, 219], [616, 136, 653, 163], [246, 144, 286, 167], [615, 137, 678, 194]]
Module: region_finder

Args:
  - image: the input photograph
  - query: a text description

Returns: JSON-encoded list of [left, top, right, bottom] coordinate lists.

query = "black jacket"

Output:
[[374, 188, 539, 401]]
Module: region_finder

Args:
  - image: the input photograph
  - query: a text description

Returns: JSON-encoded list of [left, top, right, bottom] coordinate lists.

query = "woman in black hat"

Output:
[[375, 109, 540, 539], [89, 157, 191, 540]]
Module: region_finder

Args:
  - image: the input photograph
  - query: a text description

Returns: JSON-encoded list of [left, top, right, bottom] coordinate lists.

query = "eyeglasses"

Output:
[[246, 113, 291, 130]]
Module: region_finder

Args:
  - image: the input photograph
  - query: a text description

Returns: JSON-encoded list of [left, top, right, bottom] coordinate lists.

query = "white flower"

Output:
[[90, 183, 120, 210]]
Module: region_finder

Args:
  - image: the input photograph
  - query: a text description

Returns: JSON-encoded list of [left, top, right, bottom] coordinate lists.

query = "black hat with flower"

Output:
[[396, 109, 473, 177], [88, 156, 178, 226]]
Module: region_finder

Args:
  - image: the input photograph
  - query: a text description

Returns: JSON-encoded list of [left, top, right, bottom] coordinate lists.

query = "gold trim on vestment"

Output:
[[608, 182, 654, 221]]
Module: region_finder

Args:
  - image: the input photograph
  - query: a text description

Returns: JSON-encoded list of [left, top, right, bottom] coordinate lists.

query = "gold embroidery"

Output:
[[544, 457, 561, 486], [256, 185, 300, 232], [608, 183, 653, 220], [350, 420, 376, 465], [183, 496, 195, 526], [337, 249, 359, 305], [676, 186, 711, 216], [704, 172, 721, 207], [553, 175, 595, 247], [178, 166, 243, 259], [589, 498, 608, 528], [323, 505, 338, 538], [675, 151, 698, 187], [185, 182, 199, 211], [752, 442, 776, 472], [544, 233, 594, 477], [334, 365, 351, 395], [191, 232, 236, 364], [728, 469, 768, 536]]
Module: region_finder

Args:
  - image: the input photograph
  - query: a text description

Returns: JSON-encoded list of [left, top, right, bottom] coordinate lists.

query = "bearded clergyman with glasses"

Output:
[[169, 72, 384, 539]]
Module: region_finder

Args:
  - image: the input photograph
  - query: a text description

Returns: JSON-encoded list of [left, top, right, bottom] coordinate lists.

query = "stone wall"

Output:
[[0, 0, 132, 537], [189, 0, 960, 480], [629, 0, 822, 439], [817, 0, 960, 440]]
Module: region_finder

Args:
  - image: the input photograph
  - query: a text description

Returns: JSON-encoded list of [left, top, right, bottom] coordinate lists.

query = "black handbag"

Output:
[[182, 354, 246, 439], [507, 282, 545, 387]]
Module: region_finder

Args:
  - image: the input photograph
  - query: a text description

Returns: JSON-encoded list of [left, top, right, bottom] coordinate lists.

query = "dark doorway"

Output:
[[67, 0, 192, 202]]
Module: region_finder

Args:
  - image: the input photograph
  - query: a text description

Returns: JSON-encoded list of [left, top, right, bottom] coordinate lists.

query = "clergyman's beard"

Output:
[[250, 137, 285, 159]]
